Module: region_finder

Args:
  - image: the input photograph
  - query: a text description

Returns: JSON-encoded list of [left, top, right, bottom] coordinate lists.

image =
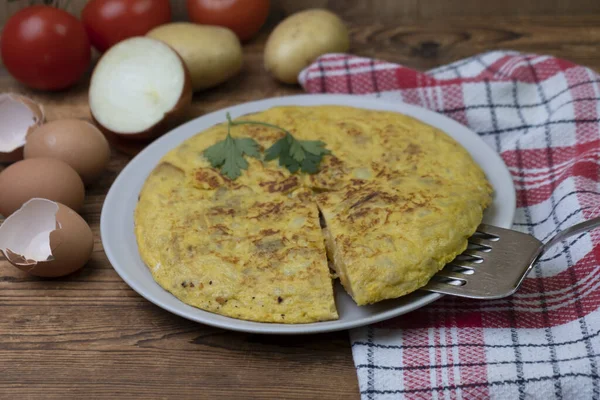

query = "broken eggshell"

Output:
[[0, 94, 45, 163], [0, 198, 94, 277]]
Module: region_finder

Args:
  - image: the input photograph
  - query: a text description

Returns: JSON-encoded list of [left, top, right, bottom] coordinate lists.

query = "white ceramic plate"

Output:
[[101, 94, 516, 335]]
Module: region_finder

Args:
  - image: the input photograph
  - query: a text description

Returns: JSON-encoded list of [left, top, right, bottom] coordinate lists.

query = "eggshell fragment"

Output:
[[0, 93, 45, 163], [0, 158, 85, 217], [0, 198, 56, 264], [0, 198, 93, 277], [24, 119, 111, 185]]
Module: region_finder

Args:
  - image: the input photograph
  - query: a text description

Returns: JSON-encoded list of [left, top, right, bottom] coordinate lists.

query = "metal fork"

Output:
[[422, 217, 600, 299]]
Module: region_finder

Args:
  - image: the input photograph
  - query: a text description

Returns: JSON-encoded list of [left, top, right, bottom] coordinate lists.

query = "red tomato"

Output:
[[0, 6, 91, 91], [186, 0, 270, 42], [82, 0, 171, 52]]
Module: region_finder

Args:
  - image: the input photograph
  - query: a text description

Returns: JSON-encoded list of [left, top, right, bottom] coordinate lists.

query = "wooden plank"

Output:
[[0, 300, 356, 399], [3, 0, 600, 26]]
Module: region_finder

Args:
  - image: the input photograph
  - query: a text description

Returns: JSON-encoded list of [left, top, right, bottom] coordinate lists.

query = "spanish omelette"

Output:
[[134, 105, 492, 322]]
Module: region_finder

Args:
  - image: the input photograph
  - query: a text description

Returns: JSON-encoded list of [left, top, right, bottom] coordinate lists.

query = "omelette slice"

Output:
[[317, 179, 489, 305], [135, 161, 338, 324], [305, 107, 492, 305]]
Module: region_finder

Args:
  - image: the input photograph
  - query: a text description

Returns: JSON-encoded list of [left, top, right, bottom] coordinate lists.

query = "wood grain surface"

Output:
[[1, 3, 600, 399], [3, 0, 600, 25]]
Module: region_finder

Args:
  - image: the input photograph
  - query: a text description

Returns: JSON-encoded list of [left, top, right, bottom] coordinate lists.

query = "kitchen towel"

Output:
[[299, 51, 600, 399]]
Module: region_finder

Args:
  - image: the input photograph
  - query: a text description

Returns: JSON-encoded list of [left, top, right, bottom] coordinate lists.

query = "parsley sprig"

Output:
[[265, 133, 331, 174], [203, 113, 332, 180], [203, 114, 260, 180]]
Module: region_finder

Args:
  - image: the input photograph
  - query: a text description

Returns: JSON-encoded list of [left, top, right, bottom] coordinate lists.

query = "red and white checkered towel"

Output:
[[299, 51, 600, 399]]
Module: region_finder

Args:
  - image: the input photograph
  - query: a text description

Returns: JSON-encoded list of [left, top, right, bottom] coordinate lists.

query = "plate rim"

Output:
[[101, 94, 516, 335]]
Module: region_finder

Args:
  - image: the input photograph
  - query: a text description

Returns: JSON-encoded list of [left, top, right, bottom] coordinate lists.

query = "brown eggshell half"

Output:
[[0, 93, 45, 163], [17, 95, 46, 123], [90, 53, 193, 142], [0, 158, 85, 217], [10, 203, 94, 278]]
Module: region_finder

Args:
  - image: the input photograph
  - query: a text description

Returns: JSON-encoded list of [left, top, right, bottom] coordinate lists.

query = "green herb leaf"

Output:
[[300, 152, 323, 174], [203, 113, 332, 180], [264, 136, 288, 161], [203, 139, 228, 166], [300, 140, 331, 156], [289, 138, 305, 162], [265, 133, 331, 175], [203, 119, 260, 180], [234, 137, 261, 158]]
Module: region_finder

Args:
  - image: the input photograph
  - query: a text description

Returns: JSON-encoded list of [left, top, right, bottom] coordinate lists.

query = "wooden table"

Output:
[[2, 4, 600, 398]]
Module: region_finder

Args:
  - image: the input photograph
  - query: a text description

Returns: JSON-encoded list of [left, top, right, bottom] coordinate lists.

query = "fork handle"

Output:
[[541, 216, 600, 255]]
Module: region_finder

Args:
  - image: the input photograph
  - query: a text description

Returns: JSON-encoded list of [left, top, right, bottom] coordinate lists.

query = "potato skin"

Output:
[[264, 9, 350, 84], [147, 23, 243, 91]]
